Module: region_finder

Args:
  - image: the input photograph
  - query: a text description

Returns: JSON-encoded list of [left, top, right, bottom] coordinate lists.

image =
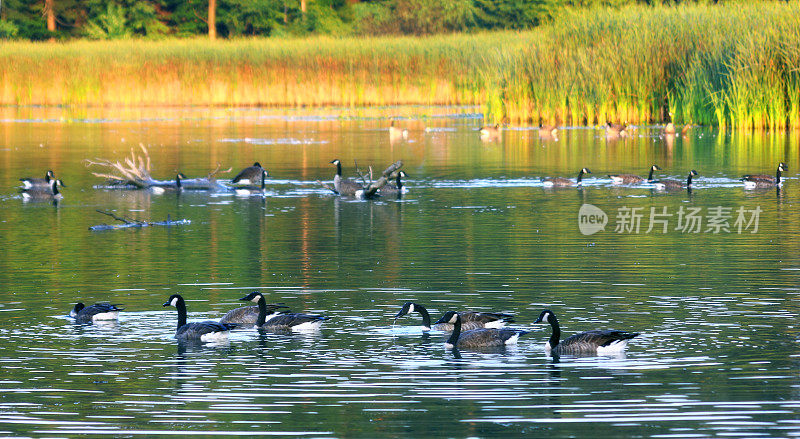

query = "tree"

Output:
[[208, 0, 216, 38]]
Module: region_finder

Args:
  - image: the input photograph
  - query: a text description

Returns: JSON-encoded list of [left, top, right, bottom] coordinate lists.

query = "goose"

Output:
[[538, 124, 558, 138], [220, 295, 290, 326], [163, 294, 237, 341], [379, 171, 408, 197], [20, 170, 56, 189], [69, 302, 124, 324], [533, 309, 638, 355], [608, 164, 661, 185], [741, 162, 787, 188], [393, 302, 514, 332], [605, 121, 628, 137], [681, 124, 692, 135], [542, 168, 591, 187], [21, 179, 64, 201], [389, 120, 409, 141], [231, 162, 268, 185], [654, 170, 698, 191], [440, 311, 529, 349], [664, 112, 676, 135], [330, 159, 365, 198], [233, 169, 268, 196], [240, 291, 328, 330], [479, 124, 501, 141]]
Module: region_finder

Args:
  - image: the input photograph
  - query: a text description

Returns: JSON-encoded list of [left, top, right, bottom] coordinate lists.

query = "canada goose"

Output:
[[534, 309, 638, 355], [605, 121, 628, 137], [609, 164, 661, 185], [21, 179, 64, 201], [240, 291, 328, 330], [389, 120, 409, 141], [681, 124, 692, 135], [664, 112, 676, 135], [539, 124, 558, 137], [479, 124, 501, 141], [220, 295, 290, 326], [394, 302, 514, 332], [20, 170, 56, 189], [741, 162, 787, 188], [329, 159, 365, 198], [163, 294, 237, 341], [231, 162, 268, 185], [440, 311, 528, 349], [174, 172, 219, 190], [69, 302, 123, 324], [654, 170, 698, 191], [542, 168, 592, 187], [233, 169, 268, 196], [379, 171, 408, 196]]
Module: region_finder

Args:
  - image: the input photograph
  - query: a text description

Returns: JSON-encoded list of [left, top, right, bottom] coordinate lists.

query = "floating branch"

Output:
[[89, 210, 191, 231]]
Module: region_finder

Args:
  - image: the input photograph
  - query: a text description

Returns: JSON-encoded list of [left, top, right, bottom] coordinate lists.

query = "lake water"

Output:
[[0, 106, 799, 437]]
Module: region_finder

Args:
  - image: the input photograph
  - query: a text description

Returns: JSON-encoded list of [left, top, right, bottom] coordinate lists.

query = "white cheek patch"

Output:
[[542, 313, 549, 323], [408, 304, 415, 313], [170, 297, 179, 306], [250, 296, 261, 303]]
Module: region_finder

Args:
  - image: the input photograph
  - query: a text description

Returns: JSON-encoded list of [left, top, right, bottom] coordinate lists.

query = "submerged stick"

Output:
[[89, 210, 190, 231]]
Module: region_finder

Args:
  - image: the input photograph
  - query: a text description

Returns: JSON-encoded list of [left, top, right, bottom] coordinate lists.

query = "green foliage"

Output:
[[0, 20, 20, 39], [85, 3, 133, 39]]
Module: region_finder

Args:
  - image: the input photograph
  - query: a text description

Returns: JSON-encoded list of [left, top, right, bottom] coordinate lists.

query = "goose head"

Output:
[[239, 291, 264, 303], [330, 159, 341, 166], [163, 294, 183, 307], [70, 302, 85, 318], [690, 170, 699, 177], [651, 165, 662, 171], [435, 310, 460, 325], [533, 309, 554, 324], [778, 162, 788, 172], [393, 302, 416, 321], [581, 168, 592, 175]]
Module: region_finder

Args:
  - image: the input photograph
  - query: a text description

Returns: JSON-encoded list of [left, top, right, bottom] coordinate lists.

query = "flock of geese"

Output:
[[68, 295, 639, 356]]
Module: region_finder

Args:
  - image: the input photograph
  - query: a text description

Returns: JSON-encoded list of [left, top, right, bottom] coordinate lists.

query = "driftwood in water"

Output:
[[86, 144, 230, 189], [89, 210, 191, 231]]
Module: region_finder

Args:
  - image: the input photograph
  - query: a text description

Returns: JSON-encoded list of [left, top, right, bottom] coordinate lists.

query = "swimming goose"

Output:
[[240, 291, 328, 330], [534, 309, 638, 355], [741, 162, 787, 188], [220, 295, 290, 326], [330, 159, 365, 198], [20, 170, 56, 189], [69, 302, 124, 324], [440, 311, 528, 349], [605, 121, 628, 137], [389, 120, 409, 141], [233, 169, 268, 195], [664, 112, 676, 135], [609, 164, 661, 185], [539, 124, 558, 138], [654, 170, 698, 191], [21, 179, 64, 201], [163, 294, 237, 341], [231, 162, 268, 185], [542, 168, 591, 187], [394, 302, 514, 332], [379, 171, 408, 197], [479, 124, 501, 141]]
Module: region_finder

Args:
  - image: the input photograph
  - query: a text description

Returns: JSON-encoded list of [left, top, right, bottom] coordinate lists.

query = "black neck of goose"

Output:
[[548, 314, 561, 348], [256, 295, 268, 326], [415, 304, 431, 329], [446, 314, 461, 347], [396, 174, 403, 189], [647, 168, 655, 182], [261, 171, 266, 189], [175, 298, 187, 330], [687, 173, 694, 187], [335, 162, 342, 177], [776, 167, 782, 184], [52, 181, 60, 196], [577, 170, 585, 183]]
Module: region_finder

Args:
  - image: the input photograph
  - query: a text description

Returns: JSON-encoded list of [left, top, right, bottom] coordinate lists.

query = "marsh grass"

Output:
[[1, 1, 798, 129]]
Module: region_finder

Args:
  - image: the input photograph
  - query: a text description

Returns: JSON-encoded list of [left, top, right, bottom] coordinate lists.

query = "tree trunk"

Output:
[[300, 0, 307, 15], [45, 0, 56, 32], [208, 0, 217, 40]]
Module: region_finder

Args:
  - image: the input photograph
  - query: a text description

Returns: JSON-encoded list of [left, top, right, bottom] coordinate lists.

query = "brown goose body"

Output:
[[394, 302, 514, 332], [605, 122, 628, 137], [654, 170, 698, 191], [742, 162, 787, 188], [330, 159, 364, 197], [441, 311, 529, 349], [538, 124, 558, 137], [534, 309, 638, 356], [543, 168, 591, 187], [609, 165, 661, 185]]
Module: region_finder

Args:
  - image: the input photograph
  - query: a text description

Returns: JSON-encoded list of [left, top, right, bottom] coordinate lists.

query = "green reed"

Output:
[[0, 1, 797, 130]]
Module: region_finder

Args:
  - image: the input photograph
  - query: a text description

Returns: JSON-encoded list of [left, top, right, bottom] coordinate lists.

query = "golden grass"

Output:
[[1, 1, 798, 129]]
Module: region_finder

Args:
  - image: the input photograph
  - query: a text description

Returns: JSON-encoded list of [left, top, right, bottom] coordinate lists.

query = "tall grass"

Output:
[[0, 1, 798, 129]]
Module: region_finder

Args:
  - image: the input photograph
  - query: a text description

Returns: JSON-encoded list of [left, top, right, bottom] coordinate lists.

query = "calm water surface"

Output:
[[0, 106, 799, 437]]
